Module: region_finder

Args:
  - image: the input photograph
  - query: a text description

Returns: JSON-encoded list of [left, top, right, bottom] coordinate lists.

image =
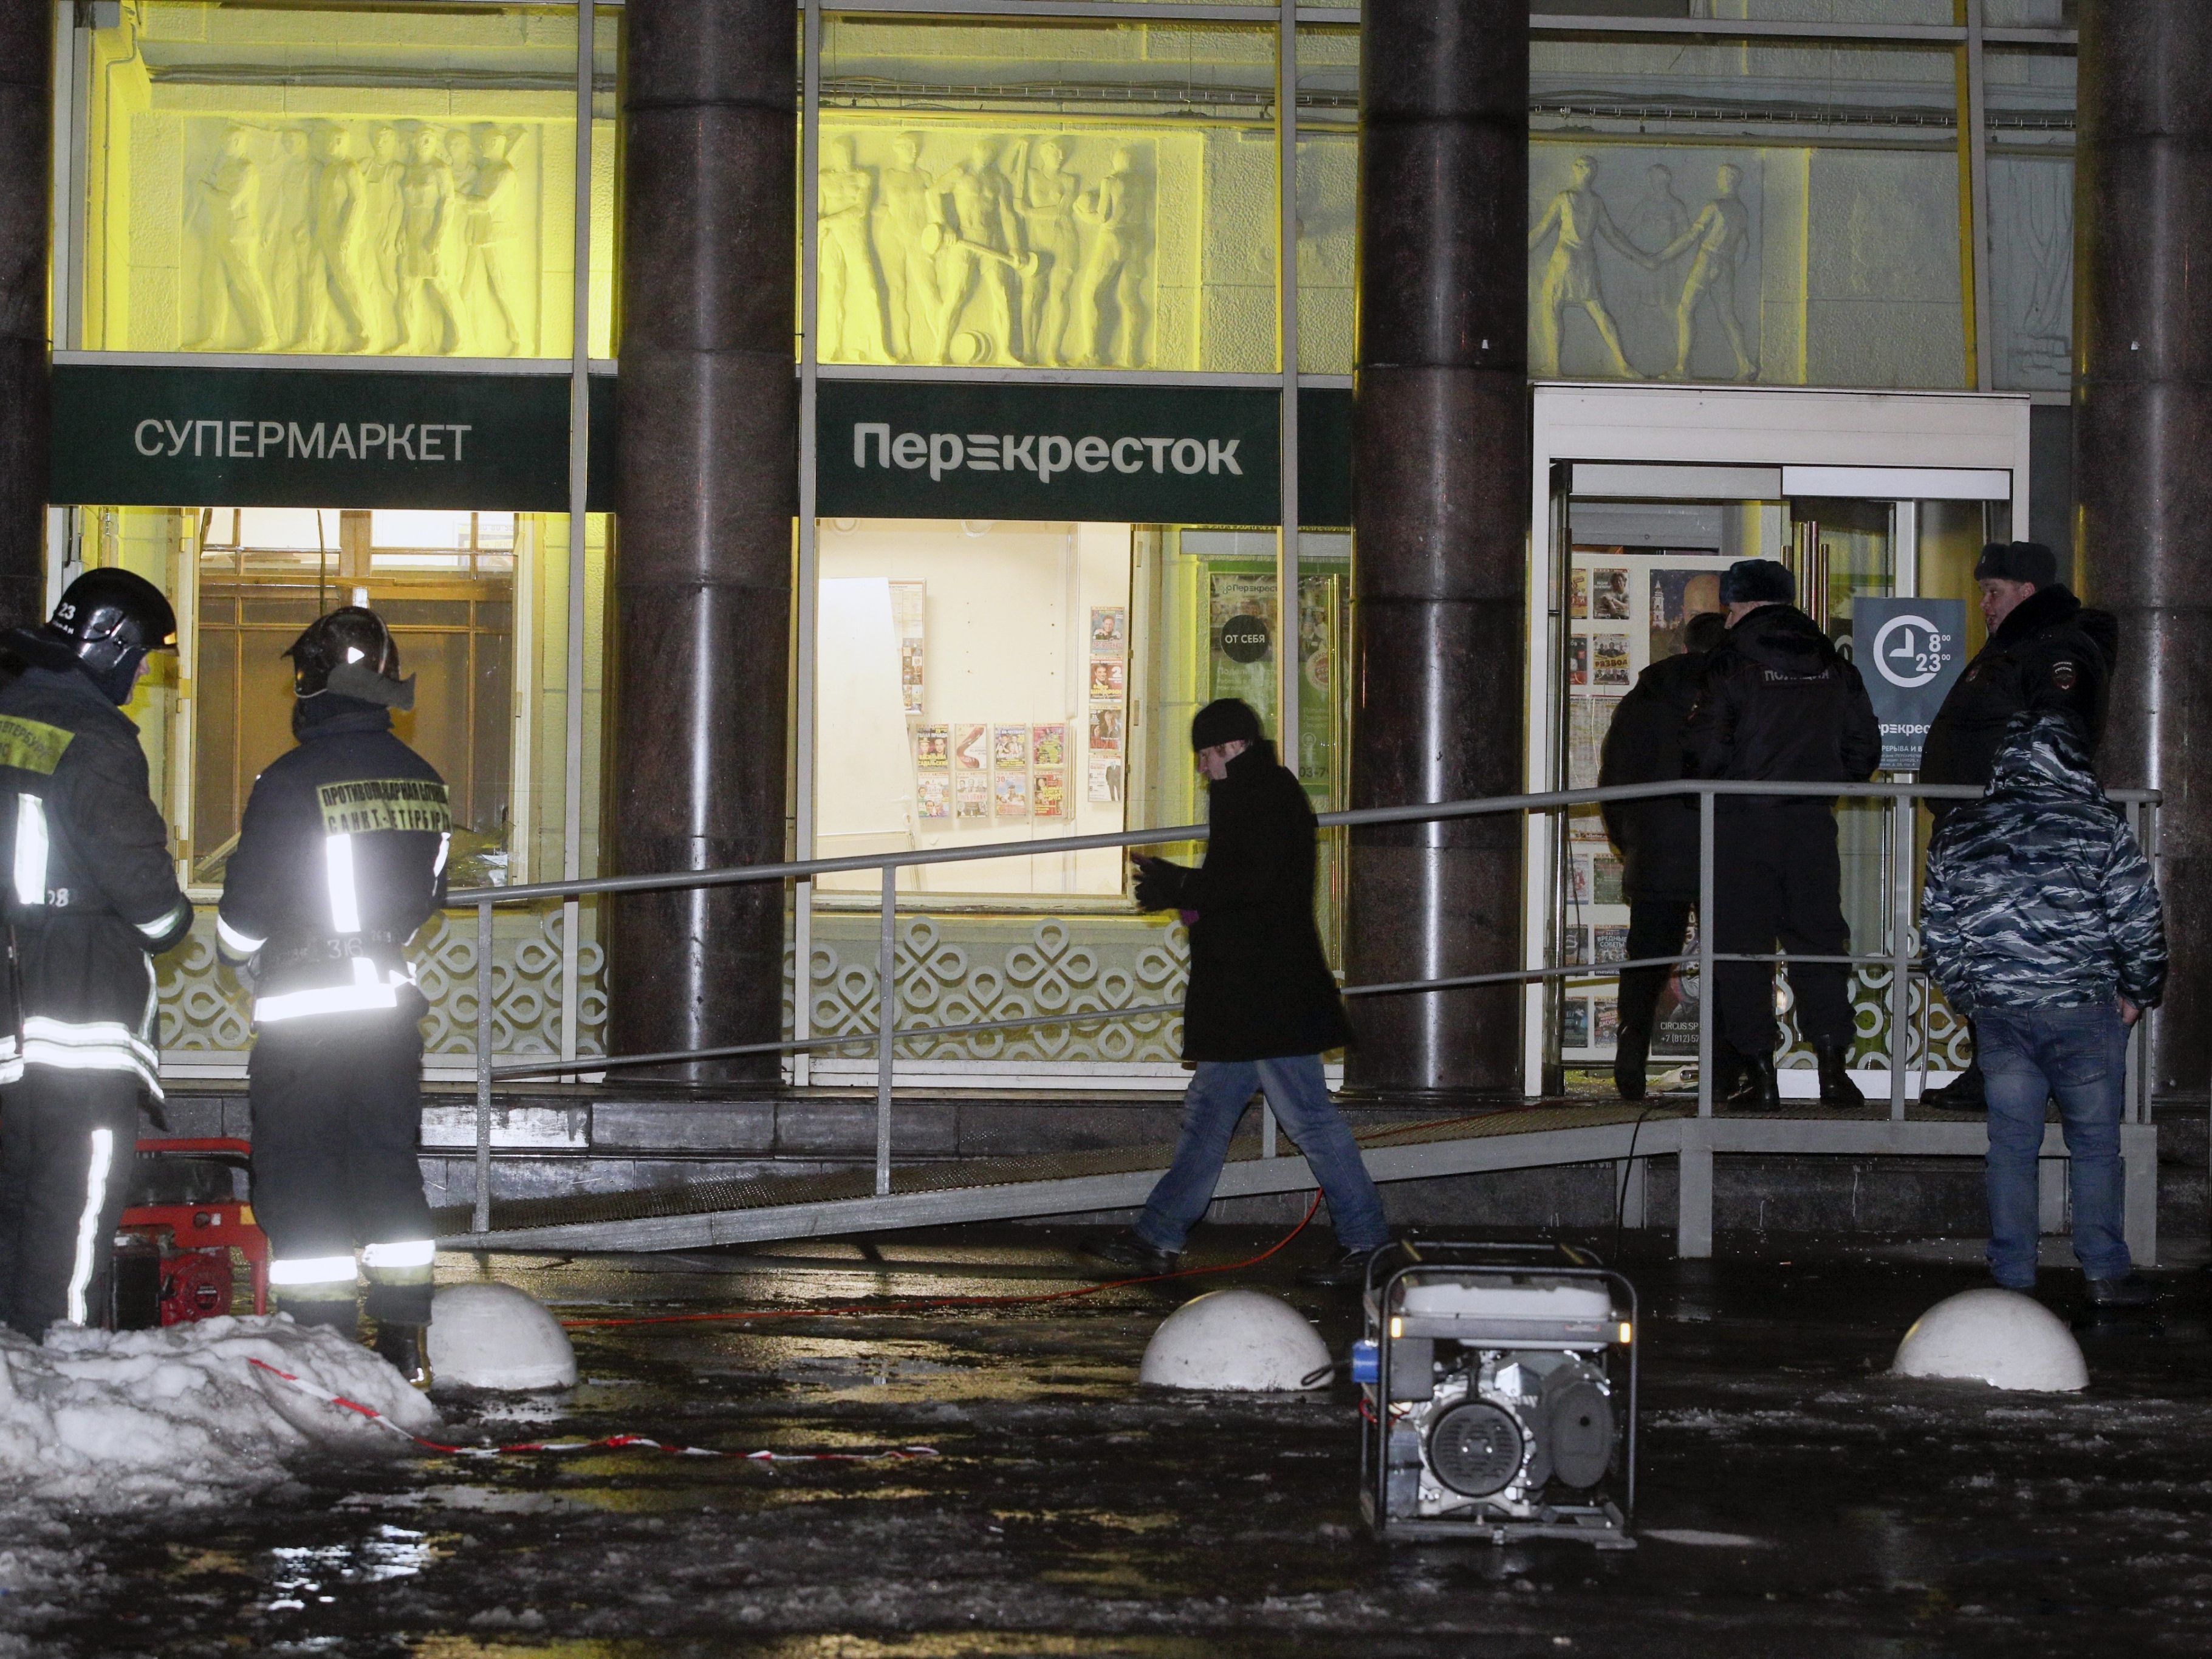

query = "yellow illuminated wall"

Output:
[[82, 2, 617, 359]]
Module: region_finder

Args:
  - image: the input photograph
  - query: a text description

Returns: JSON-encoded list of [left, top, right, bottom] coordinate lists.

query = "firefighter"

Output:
[[215, 607, 450, 1384], [0, 570, 194, 1339]]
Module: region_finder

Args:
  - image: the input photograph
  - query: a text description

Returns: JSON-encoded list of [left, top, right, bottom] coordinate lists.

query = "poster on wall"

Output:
[[916, 775, 950, 821], [1091, 607, 1127, 648], [1088, 707, 1123, 753], [1593, 635, 1631, 686], [913, 725, 949, 770], [1568, 635, 1589, 686], [1561, 1001, 1591, 1050], [1208, 572, 1275, 708], [1650, 566, 1726, 660], [1033, 769, 1067, 819], [1087, 658, 1125, 700], [952, 724, 988, 771], [1570, 569, 1589, 620], [891, 581, 925, 716], [1592, 569, 1630, 620], [954, 772, 988, 821], [1087, 752, 1125, 804], [1593, 855, 1624, 905], [993, 725, 1029, 770], [1032, 723, 1067, 767], [993, 771, 1030, 819]]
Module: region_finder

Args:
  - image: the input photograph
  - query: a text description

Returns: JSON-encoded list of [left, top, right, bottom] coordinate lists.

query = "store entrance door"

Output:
[[1522, 384, 2030, 1096]]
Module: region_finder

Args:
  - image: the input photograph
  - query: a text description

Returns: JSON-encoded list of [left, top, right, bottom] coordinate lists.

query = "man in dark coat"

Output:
[[1598, 609, 1727, 1101], [1683, 559, 1882, 1109], [1918, 541, 2117, 1111], [1078, 699, 1387, 1288]]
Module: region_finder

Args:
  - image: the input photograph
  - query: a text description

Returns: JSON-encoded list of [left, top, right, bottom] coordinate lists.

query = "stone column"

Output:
[[609, 0, 796, 1084], [1344, 0, 1528, 1101], [2075, 1, 2212, 1103], [0, 5, 52, 631]]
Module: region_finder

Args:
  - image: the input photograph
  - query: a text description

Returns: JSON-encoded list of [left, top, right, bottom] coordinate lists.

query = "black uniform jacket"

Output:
[[1598, 646, 1713, 903], [1683, 603, 1882, 809], [0, 655, 192, 1095], [1919, 584, 2115, 806], [1149, 741, 1352, 1062], [216, 699, 450, 1027]]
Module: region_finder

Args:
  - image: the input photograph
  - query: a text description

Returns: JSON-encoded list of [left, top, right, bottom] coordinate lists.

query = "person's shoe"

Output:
[[1923, 1063, 1987, 1112], [1296, 1245, 1380, 1290], [1814, 1043, 1868, 1107], [2086, 1272, 2158, 1308], [1722, 1050, 1781, 1110], [1613, 1028, 1651, 1102], [1076, 1231, 1179, 1278], [371, 1321, 433, 1390]]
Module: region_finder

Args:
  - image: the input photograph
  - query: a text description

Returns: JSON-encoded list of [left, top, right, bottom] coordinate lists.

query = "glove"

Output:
[[1132, 856, 1189, 913]]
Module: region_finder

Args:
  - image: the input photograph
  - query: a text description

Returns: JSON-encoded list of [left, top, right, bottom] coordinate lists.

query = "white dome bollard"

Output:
[[1139, 1288, 1332, 1392], [427, 1283, 579, 1391], [1891, 1288, 2088, 1392]]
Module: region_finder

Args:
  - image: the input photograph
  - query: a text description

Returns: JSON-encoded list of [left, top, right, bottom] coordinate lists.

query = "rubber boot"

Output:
[[1613, 1025, 1651, 1102], [372, 1321, 433, 1390], [1924, 1053, 1986, 1112], [1722, 1049, 1781, 1110], [1815, 1042, 1867, 1107]]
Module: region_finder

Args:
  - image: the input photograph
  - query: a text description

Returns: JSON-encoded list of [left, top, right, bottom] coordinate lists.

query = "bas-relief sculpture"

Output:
[[817, 129, 1158, 369], [183, 119, 540, 357], [1527, 151, 1763, 383]]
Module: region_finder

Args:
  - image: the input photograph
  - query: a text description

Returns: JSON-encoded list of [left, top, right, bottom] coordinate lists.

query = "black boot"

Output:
[[372, 1321, 433, 1390], [1613, 1025, 1651, 1102], [1722, 1049, 1781, 1110], [1924, 1055, 1986, 1112], [1815, 1042, 1867, 1107]]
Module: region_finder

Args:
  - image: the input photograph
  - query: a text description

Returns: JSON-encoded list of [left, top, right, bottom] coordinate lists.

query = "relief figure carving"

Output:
[[820, 135, 889, 363], [459, 127, 526, 355], [398, 127, 463, 354], [933, 139, 1031, 366], [1527, 154, 1649, 379], [1012, 135, 1081, 368], [1654, 163, 1758, 381], [267, 128, 315, 348], [875, 133, 940, 364], [1076, 145, 1151, 370], [187, 126, 275, 349], [307, 126, 369, 352]]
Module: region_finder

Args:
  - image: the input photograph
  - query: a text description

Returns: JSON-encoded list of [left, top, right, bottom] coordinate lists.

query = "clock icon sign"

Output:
[[1872, 614, 1950, 689]]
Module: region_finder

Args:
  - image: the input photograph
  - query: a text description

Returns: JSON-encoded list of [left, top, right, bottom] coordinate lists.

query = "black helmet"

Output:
[[41, 569, 177, 704], [284, 606, 415, 709]]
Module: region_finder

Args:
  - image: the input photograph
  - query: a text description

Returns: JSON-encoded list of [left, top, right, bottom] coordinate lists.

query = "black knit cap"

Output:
[[1974, 540, 2058, 587], [1190, 697, 1263, 753], [1718, 558, 1795, 606]]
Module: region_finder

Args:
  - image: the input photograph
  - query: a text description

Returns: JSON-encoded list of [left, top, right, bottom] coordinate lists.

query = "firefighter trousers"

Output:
[[0, 1067, 145, 1338], [249, 1010, 436, 1326]]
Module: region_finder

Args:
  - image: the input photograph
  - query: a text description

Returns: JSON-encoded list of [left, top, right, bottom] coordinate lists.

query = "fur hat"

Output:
[[1190, 697, 1264, 753], [1718, 558, 1795, 606], [1974, 541, 2059, 587]]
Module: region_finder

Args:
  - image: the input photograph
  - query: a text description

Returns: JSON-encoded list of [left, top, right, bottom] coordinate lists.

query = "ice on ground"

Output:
[[428, 1283, 578, 1391], [0, 1315, 439, 1517]]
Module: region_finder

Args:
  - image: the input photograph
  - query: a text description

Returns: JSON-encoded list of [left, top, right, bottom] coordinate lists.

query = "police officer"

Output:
[[1684, 559, 1882, 1109], [0, 570, 194, 1338], [216, 607, 450, 1383], [1599, 609, 1728, 1101], [1918, 541, 2117, 1111]]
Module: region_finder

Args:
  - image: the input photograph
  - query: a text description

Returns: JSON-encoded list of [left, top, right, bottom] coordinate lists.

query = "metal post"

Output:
[[1262, 1104, 1278, 1159], [1889, 790, 1912, 1121], [1697, 788, 1714, 1118], [793, 0, 823, 1087], [1275, 0, 1301, 758], [560, 0, 595, 1076], [876, 864, 895, 1197], [473, 898, 494, 1234]]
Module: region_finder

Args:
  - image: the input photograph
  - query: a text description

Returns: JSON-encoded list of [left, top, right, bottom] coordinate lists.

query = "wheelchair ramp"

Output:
[[438, 1101, 1686, 1254]]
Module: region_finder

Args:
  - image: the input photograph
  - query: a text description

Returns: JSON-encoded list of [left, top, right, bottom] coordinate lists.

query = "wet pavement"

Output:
[[9, 1226, 2212, 1658]]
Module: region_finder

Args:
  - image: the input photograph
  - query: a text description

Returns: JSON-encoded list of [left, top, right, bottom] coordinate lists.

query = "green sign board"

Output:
[[49, 362, 615, 512], [819, 379, 1289, 525]]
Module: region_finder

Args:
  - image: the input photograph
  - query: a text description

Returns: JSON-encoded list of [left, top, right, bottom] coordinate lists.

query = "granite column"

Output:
[[0, 4, 52, 631], [1344, 0, 1529, 1100], [2075, 1, 2212, 1103], [610, 0, 796, 1083]]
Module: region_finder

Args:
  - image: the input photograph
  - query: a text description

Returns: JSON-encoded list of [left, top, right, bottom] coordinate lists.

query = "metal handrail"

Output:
[[453, 776, 2163, 1230]]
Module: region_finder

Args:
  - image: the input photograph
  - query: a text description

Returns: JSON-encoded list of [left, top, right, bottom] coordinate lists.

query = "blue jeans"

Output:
[[1135, 1056, 1391, 1255], [1978, 1002, 2132, 1289]]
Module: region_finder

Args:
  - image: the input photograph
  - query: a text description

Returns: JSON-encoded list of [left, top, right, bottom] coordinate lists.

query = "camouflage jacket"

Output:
[[1922, 712, 2166, 1014]]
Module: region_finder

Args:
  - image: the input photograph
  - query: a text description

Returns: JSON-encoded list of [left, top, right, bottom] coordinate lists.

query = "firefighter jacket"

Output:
[[0, 656, 193, 1095], [1922, 712, 2166, 1018], [1682, 603, 1882, 809], [215, 698, 451, 1025], [1919, 584, 2116, 799]]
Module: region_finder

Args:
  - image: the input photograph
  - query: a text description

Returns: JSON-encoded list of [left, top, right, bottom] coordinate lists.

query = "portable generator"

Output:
[[1352, 1239, 1636, 1548], [113, 1137, 271, 1330]]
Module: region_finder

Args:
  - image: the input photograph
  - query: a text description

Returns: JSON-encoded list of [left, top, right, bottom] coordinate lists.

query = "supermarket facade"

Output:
[[2, 0, 2202, 1106]]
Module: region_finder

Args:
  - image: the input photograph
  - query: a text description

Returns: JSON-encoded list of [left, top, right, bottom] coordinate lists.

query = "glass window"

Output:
[[813, 519, 1134, 900], [1984, 45, 2075, 394], [80, 2, 608, 358], [1295, 26, 1356, 376], [817, 18, 1278, 373]]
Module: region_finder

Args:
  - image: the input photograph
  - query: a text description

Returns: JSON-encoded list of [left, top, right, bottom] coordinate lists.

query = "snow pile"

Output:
[[1140, 1289, 1332, 1392], [0, 1316, 439, 1515], [1892, 1288, 2089, 1392], [428, 1284, 578, 1391]]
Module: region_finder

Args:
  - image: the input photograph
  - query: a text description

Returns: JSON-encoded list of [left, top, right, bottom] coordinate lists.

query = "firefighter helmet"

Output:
[[284, 606, 415, 709], [36, 568, 178, 703]]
